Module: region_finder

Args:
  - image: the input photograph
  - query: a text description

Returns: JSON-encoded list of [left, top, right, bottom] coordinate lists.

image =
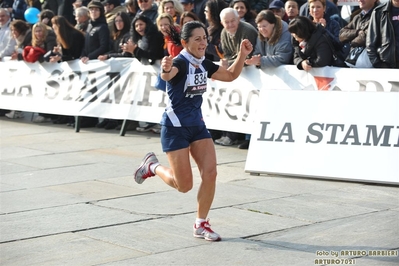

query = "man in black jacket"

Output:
[[339, 0, 380, 67], [366, 0, 399, 68]]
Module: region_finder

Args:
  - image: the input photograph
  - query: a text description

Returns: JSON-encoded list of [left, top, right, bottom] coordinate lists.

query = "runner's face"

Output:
[[183, 27, 208, 59]]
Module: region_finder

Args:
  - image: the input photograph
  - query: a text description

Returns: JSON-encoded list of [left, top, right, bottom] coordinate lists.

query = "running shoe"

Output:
[[134, 152, 158, 184], [193, 219, 221, 241]]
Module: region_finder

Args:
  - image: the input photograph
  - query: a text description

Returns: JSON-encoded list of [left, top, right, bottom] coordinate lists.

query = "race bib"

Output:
[[186, 71, 208, 96]]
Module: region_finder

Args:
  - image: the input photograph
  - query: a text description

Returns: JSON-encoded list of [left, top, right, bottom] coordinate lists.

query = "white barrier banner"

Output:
[[1, 58, 398, 184], [245, 73, 399, 185]]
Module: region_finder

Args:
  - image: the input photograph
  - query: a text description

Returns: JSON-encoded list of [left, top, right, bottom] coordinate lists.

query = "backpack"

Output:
[[323, 33, 348, 67]]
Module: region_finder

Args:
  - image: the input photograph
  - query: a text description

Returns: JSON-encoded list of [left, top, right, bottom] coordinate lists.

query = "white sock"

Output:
[[195, 218, 206, 227], [150, 163, 159, 174]]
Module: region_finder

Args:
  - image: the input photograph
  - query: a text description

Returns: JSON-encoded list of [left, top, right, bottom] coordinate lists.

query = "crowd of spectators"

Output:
[[0, 0, 398, 146]]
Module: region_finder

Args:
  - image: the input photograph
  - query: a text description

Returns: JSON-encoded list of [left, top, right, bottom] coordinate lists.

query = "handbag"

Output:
[[345, 47, 372, 68], [345, 46, 364, 67], [323, 34, 347, 67], [154, 73, 166, 92]]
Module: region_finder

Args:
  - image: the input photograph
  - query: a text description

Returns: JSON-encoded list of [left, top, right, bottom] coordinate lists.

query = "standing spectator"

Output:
[[27, 0, 41, 11], [366, 0, 399, 68], [42, 0, 75, 24], [125, 0, 139, 21], [339, 0, 379, 68], [157, 13, 183, 57], [215, 7, 257, 146], [50, 15, 85, 62], [48, 15, 85, 124], [193, 0, 207, 23], [220, 7, 257, 65], [103, 0, 126, 37], [204, 0, 227, 61], [23, 22, 58, 123], [269, 0, 289, 22], [285, 0, 299, 22], [0, 8, 16, 60], [12, 0, 28, 20], [158, 0, 184, 24], [246, 0, 269, 14], [5, 20, 31, 119], [288, 16, 333, 70], [135, 0, 158, 24], [179, 10, 199, 27], [79, 0, 110, 128], [74, 6, 90, 32], [230, 0, 257, 28], [180, 0, 194, 12], [99, 11, 132, 60], [125, 14, 164, 62], [39, 9, 55, 27], [308, 0, 341, 49], [10, 20, 32, 61], [299, 0, 339, 19], [242, 10, 293, 149], [121, 14, 164, 132], [0, 7, 14, 116], [246, 10, 293, 69], [97, 11, 132, 130], [81, 1, 110, 62], [0, 0, 13, 11]]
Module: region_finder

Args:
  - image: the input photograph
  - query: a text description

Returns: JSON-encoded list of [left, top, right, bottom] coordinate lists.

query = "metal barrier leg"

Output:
[[120, 119, 128, 136], [75, 116, 81, 133]]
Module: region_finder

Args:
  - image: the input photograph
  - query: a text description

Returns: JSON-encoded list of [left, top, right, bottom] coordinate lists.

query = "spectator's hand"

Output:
[[49, 54, 61, 63], [239, 39, 253, 57], [123, 39, 137, 54], [245, 54, 261, 66], [318, 18, 327, 27], [302, 60, 312, 71], [81, 56, 89, 64], [10, 52, 18, 60], [98, 55, 108, 61]]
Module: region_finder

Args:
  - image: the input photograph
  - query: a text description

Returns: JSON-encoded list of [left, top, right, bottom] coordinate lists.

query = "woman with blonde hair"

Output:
[[158, 0, 184, 24], [156, 12, 182, 57]]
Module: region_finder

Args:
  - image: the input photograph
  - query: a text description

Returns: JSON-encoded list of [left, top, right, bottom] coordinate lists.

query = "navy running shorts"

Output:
[[161, 125, 212, 152]]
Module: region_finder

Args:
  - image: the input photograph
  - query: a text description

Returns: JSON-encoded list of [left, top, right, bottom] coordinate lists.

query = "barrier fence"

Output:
[[1, 58, 398, 184]]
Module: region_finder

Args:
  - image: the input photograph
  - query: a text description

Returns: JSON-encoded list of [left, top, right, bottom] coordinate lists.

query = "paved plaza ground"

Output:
[[0, 116, 398, 265]]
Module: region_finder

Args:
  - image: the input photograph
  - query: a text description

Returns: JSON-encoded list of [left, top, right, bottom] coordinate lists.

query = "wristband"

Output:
[[162, 68, 171, 73]]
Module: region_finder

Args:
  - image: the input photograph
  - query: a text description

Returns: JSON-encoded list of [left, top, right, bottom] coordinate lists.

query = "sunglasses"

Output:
[[138, 0, 149, 3]]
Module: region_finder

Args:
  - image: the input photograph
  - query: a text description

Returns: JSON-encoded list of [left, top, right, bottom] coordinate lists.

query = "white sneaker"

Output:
[[193, 219, 221, 241], [33, 116, 52, 123], [5, 111, 24, 119]]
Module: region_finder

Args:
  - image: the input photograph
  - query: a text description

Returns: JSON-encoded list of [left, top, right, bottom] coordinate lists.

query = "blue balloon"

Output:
[[24, 7, 40, 24]]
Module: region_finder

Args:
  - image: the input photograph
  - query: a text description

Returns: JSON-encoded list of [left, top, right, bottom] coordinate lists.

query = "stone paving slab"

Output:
[[250, 210, 399, 254], [237, 194, 379, 223], [0, 162, 132, 189], [0, 160, 37, 177], [0, 187, 84, 213], [0, 233, 145, 266], [96, 238, 318, 266], [0, 203, 152, 243]]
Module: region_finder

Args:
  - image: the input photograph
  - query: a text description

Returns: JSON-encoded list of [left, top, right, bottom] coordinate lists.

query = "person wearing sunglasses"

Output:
[[134, 0, 158, 24]]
